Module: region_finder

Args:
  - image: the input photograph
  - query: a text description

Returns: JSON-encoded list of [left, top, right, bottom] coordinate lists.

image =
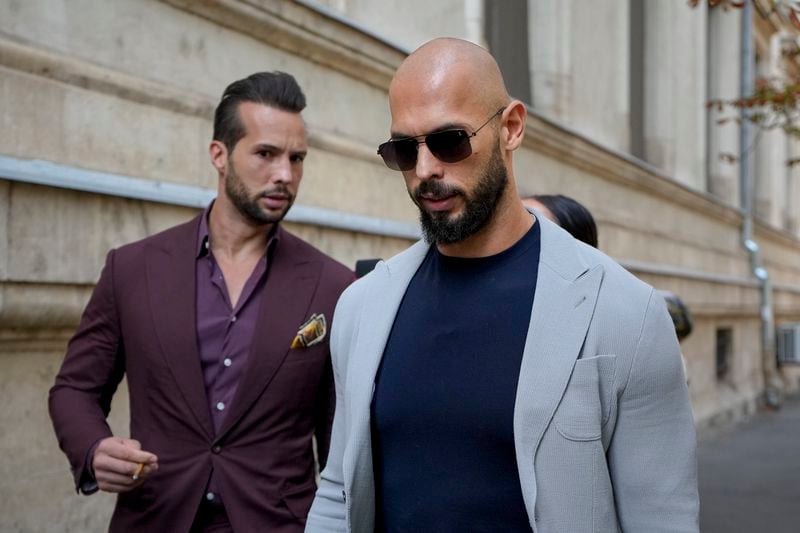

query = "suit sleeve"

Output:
[[607, 290, 699, 532], [313, 349, 336, 470], [48, 249, 126, 493], [314, 272, 355, 471], [307, 282, 362, 532]]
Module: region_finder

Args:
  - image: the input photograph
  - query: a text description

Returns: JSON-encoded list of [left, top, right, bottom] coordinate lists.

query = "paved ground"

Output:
[[698, 394, 800, 533]]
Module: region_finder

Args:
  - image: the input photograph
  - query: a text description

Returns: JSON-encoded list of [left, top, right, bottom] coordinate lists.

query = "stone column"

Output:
[[528, 0, 630, 152], [790, 141, 800, 236], [755, 33, 790, 229], [528, 0, 572, 122], [707, 7, 742, 206], [641, 0, 708, 190]]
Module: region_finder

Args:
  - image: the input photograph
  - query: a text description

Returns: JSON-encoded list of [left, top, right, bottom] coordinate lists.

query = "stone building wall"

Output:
[[1, 1, 800, 530]]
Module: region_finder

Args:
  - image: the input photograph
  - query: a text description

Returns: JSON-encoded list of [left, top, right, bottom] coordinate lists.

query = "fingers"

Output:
[[93, 437, 159, 493], [96, 437, 158, 465], [96, 470, 143, 492], [99, 437, 158, 464], [95, 463, 158, 492], [95, 454, 157, 478]]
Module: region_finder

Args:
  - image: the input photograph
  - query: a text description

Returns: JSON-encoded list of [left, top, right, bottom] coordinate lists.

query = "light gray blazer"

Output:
[[306, 213, 699, 533]]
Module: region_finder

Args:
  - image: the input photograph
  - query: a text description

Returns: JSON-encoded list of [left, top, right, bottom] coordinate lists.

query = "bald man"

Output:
[[306, 39, 698, 533]]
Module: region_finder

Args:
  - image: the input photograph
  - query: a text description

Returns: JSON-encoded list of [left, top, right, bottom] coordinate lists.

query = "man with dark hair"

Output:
[[213, 71, 307, 152], [308, 39, 698, 532], [49, 71, 353, 532]]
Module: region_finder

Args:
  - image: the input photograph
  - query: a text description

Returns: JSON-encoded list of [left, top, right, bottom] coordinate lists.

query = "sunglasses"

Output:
[[377, 107, 506, 171]]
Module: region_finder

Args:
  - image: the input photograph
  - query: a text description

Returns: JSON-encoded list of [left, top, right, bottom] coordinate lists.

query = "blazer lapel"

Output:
[[513, 213, 604, 518], [215, 231, 322, 441], [146, 216, 214, 440], [343, 240, 430, 527]]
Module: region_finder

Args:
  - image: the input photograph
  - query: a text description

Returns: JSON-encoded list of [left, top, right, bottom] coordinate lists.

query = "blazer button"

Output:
[[212, 445, 222, 454]]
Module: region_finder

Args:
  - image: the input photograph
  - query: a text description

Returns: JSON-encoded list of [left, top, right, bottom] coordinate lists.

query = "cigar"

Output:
[[132, 462, 145, 481]]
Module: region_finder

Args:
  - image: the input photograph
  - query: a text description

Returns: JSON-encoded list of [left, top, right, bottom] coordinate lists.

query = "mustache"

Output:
[[413, 180, 464, 202], [257, 185, 293, 199]]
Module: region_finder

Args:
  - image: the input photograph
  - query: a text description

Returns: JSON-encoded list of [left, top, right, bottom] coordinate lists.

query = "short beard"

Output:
[[224, 161, 294, 226], [413, 145, 508, 245]]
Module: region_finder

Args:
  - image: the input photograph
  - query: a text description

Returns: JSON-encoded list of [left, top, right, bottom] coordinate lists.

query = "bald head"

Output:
[[389, 38, 510, 122], [382, 39, 531, 256]]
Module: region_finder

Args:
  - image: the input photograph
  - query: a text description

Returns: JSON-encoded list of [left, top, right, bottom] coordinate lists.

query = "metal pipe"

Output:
[[0, 155, 422, 241], [739, 1, 781, 408]]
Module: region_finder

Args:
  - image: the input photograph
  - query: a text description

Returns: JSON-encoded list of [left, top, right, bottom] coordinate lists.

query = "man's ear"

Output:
[[209, 140, 228, 175], [501, 100, 527, 151]]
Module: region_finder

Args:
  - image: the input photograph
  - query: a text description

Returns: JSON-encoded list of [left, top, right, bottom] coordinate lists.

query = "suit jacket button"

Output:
[[212, 445, 222, 454]]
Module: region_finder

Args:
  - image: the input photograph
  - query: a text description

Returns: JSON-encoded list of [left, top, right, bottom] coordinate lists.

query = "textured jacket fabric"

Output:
[[49, 214, 353, 533], [306, 212, 699, 533]]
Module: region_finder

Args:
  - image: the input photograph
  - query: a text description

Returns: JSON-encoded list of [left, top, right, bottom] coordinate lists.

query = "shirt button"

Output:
[[206, 492, 215, 501], [223, 358, 232, 367], [212, 445, 222, 454], [216, 402, 225, 411]]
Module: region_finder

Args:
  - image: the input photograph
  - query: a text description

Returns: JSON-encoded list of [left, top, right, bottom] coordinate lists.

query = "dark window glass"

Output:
[[484, 0, 532, 105], [716, 327, 733, 381]]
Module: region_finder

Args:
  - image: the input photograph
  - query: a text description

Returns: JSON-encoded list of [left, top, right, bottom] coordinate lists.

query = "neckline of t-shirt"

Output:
[[432, 220, 540, 271]]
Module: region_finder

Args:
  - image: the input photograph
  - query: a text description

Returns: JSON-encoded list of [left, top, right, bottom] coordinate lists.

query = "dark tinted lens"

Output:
[[425, 129, 472, 163], [378, 139, 418, 171]]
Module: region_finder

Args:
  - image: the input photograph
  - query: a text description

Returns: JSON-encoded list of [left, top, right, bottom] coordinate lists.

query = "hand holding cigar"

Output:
[[92, 436, 159, 493]]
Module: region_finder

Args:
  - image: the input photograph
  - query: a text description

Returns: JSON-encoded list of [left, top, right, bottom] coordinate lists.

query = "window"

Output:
[[715, 327, 733, 381], [484, 0, 532, 105], [629, 0, 645, 160]]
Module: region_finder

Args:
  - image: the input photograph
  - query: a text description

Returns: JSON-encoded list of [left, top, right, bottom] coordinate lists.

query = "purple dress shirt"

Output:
[[195, 204, 276, 505]]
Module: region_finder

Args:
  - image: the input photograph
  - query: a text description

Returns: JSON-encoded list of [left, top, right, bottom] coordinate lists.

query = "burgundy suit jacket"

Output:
[[49, 215, 353, 532]]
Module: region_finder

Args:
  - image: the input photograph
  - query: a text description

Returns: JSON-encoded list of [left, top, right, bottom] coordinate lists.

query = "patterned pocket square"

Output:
[[291, 313, 327, 349]]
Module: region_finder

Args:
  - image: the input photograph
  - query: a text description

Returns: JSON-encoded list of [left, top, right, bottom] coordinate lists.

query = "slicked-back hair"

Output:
[[213, 71, 306, 152]]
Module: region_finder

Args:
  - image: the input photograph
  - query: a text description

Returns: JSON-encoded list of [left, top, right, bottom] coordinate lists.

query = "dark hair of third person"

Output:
[[528, 194, 598, 248], [213, 71, 306, 152]]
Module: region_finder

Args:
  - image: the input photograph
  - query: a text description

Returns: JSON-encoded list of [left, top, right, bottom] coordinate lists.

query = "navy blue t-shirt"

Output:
[[371, 220, 540, 533]]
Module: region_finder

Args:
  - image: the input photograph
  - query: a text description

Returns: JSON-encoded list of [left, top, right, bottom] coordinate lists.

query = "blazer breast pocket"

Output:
[[283, 342, 328, 366], [553, 354, 617, 441]]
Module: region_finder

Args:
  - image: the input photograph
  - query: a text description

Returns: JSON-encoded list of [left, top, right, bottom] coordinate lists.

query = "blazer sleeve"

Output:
[[48, 249, 126, 493], [313, 348, 336, 470], [306, 281, 363, 532], [607, 290, 700, 532], [314, 270, 355, 470]]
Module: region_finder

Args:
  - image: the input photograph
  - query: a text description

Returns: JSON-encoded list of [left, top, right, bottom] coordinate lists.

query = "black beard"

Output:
[[224, 161, 293, 226], [413, 145, 508, 245]]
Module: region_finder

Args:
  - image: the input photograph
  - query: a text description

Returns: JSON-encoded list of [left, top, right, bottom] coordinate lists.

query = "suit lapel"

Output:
[[215, 231, 322, 441], [513, 213, 604, 517], [146, 216, 214, 440], [343, 240, 429, 522]]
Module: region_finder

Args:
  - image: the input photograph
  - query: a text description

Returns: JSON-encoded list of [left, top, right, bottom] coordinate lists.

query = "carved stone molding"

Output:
[[160, 0, 406, 91]]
